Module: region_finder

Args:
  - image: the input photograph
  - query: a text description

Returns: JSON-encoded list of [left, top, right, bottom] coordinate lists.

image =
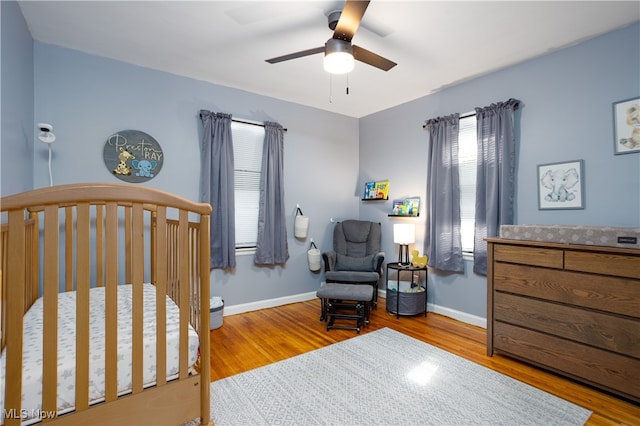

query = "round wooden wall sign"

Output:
[[103, 130, 164, 183]]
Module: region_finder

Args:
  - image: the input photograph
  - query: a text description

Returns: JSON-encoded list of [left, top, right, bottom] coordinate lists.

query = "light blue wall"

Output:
[[360, 23, 640, 321], [32, 42, 360, 307], [1, 0, 34, 196]]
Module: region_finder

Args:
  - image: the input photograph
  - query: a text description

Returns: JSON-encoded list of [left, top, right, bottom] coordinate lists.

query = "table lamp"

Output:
[[394, 223, 415, 266]]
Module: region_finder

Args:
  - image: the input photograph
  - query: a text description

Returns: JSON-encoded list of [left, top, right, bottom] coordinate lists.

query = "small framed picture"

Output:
[[613, 96, 640, 155], [537, 160, 585, 210]]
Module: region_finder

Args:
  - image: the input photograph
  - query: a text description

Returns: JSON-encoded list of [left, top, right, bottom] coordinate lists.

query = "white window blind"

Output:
[[458, 115, 477, 254], [232, 121, 264, 249]]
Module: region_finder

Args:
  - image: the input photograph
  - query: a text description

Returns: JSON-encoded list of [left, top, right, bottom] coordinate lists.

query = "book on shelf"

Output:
[[391, 197, 420, 216], [363, 180, 389, 199]]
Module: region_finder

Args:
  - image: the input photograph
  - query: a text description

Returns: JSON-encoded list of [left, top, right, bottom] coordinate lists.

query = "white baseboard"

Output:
[[378, 289, 486, 329], [224, 289, 487, 329], [223, 291, 318, 316], [428, 304, 486, 329]]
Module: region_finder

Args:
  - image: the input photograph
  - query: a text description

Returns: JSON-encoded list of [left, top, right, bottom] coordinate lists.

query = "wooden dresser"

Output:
[[486, 238, 640, 403]]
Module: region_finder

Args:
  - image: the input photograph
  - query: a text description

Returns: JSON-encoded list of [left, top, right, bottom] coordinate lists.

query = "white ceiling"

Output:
[[18, 1, 640, 118]]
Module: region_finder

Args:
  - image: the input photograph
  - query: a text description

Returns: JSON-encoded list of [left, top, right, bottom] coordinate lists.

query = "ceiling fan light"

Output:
[[324, 52, 354, 74], [324, 39, 354, 74]]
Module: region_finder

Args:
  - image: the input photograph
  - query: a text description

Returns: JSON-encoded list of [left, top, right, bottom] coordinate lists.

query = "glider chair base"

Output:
[[316, 283, 374, 334]]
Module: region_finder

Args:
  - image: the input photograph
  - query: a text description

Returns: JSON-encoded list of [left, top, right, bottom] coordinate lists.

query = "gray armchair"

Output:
[[322, 220, 384, 306]]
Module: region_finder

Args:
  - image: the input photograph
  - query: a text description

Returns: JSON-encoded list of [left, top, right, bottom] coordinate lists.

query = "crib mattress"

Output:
[[499, 224, 640, 249], [0, 283, 199, 425]]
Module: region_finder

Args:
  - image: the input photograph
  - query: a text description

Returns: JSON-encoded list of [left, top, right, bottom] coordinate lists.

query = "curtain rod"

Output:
[[232, 118, 288, 132], [421, 97, 520, 129], [422, 111, 476, 129]]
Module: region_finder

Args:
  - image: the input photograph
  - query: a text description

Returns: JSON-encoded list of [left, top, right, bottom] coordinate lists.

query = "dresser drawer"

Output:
[[493, 244, 563, 268], [493, 263, 640, 318], [565, 250, 640, 279], [493, 322, 640, 401], [494, 292, 640, 357]]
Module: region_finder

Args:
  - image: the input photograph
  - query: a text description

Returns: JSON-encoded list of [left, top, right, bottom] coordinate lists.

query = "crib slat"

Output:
[[27, 213, 39, 310], [4, 210, 26, 426], [104, 202, 119, 402], [167, 220, 178, 303], [75, 203, 91, 411], [42, 206, 60, 421], [151, 211, 156, 286], [65, 206, 74, 291], [198, 214, 211, 425], [179, 210, 189, 378], [189, 226, 198, 331], [96, 204, 104, 287], [125, 206, 132, 284], [0, 224, 7, 351], [155, 207, 168, 386], [131, 203, 144, 393]]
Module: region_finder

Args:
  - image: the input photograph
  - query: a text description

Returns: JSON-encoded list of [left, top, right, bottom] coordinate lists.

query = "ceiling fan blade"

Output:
[[333, 0, 370, 42], [352, 45, 397, 71], [265, 46, 325, 64]]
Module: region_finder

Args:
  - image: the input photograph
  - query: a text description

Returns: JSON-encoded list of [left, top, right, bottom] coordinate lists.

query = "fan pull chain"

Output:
[[329, 73, 351, 101], [329, 74, 333, 103]]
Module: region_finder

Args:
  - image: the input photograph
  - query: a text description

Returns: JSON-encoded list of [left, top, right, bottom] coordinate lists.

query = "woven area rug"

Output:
[[209, 327, 592, 425]]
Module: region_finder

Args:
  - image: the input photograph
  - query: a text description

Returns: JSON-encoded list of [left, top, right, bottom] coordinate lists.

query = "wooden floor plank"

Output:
[[209, 299, 640, 425]]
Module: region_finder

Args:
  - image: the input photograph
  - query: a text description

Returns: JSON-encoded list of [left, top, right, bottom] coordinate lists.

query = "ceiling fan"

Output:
[[265, 0, 396, 74]]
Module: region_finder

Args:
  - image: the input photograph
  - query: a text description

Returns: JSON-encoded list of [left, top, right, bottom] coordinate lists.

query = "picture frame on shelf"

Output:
[[612, 96, 640, 155], [537, 160, 585, 210]]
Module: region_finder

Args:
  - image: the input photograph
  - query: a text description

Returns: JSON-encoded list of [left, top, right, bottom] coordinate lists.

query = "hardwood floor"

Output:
[[208, 298, 640, 425]]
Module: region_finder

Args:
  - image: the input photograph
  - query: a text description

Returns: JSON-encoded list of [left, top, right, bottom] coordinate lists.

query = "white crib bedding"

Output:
[[0, 283, 199, 425]]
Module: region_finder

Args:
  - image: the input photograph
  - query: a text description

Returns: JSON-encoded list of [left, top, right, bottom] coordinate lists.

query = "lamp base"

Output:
[[397, 244, 410, 266]]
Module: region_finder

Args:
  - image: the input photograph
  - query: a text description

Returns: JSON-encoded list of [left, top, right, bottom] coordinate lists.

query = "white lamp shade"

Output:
[[393, 223, 415, 245]]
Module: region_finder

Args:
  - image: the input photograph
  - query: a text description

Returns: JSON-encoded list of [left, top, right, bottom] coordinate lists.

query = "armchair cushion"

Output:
[[335, 253, 375, 272], [325, 270, 380, 283], [333, 220, 381, 258]]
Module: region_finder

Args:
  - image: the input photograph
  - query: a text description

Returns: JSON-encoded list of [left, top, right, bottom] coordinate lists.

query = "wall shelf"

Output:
[[391, 197, 420, 217], [362, 197, 389, 201]]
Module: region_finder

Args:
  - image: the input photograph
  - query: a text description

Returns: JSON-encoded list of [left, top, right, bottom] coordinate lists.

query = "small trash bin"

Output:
[[210, 296, 224, 330]]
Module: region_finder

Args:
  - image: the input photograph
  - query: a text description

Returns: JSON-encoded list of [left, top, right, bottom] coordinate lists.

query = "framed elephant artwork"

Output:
[[613, 96, 640, 155], [537, 160, 585, 210]]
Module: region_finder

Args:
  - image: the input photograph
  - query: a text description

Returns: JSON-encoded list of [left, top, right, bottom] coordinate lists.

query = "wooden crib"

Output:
[[0, 183, 212, 425]]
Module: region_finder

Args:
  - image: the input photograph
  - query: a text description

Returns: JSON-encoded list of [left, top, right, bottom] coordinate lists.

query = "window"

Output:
[[232, 121, 264, 249], [458, 115, 477, 255]]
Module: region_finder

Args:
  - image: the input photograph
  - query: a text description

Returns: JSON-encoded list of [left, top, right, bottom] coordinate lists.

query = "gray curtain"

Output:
[[254, 121, 289, 265], [199, 110, 236, 269], [424, 114, 464, 273], [473, 98, 520, 275]]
